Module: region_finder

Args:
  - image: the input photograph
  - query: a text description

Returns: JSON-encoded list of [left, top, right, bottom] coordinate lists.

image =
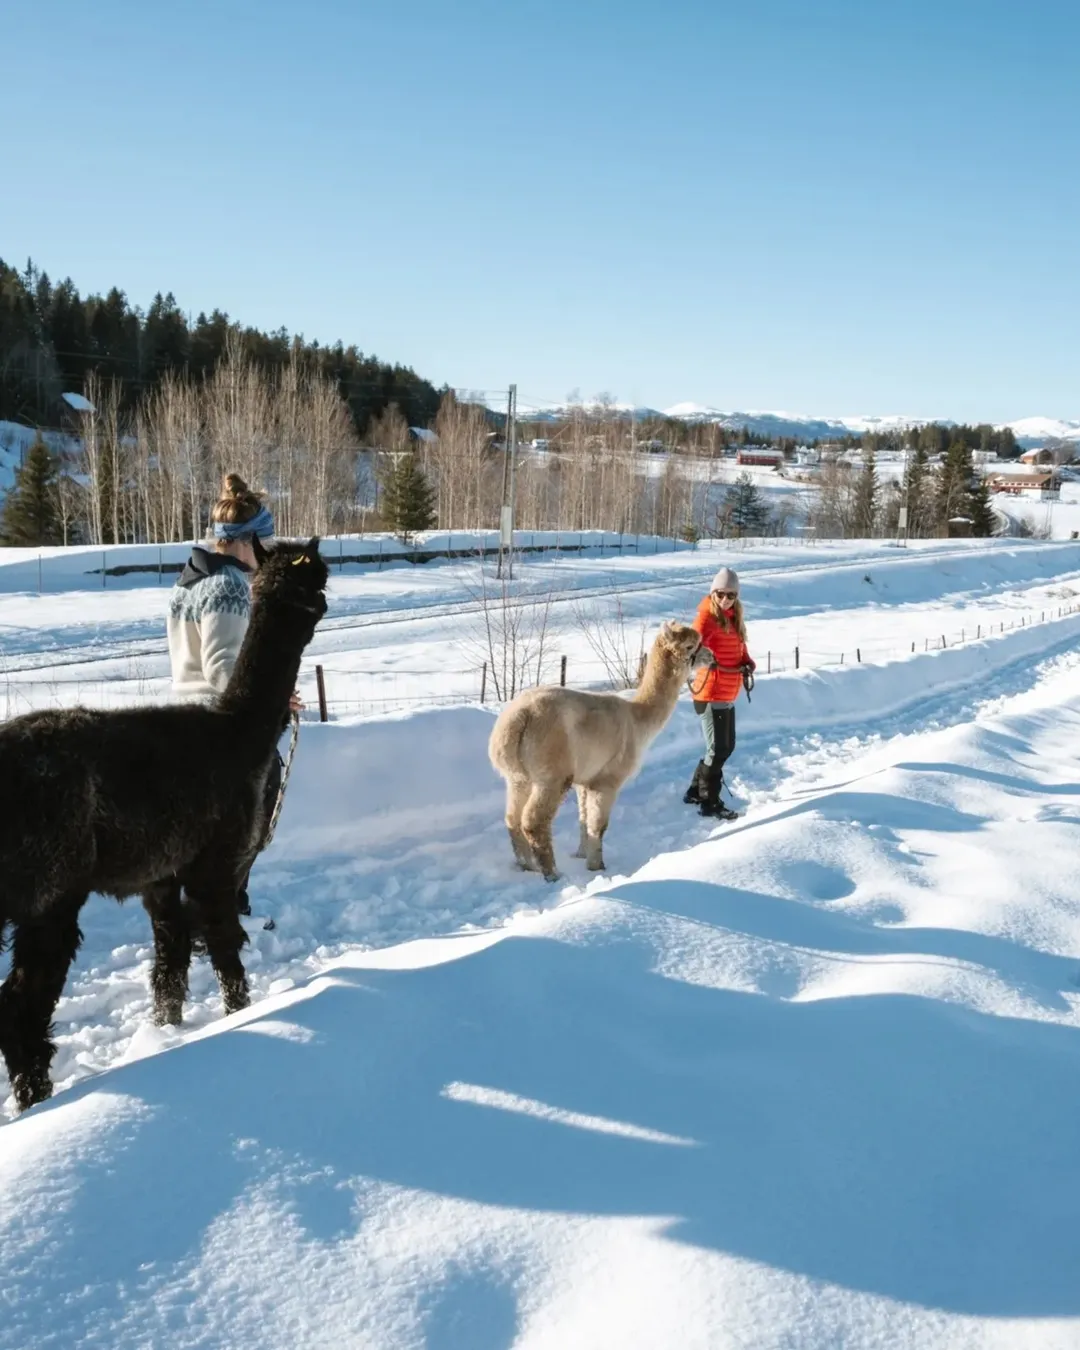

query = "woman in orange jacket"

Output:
[[684, 567, 755, 819]]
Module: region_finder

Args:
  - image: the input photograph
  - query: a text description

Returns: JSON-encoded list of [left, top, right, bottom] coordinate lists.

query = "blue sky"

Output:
[[6, 0, 1078, 421]]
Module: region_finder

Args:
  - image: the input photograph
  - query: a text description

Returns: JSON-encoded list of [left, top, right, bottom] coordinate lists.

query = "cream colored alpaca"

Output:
[[488, 621, 708, 881]]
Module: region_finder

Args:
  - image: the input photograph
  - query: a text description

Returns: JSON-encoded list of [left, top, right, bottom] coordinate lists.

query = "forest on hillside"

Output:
[[0, 259, 442, 433]]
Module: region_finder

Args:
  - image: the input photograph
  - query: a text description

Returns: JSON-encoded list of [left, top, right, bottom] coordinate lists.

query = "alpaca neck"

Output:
[[217, 596, 315, 746], [630, 647, 683, 738]]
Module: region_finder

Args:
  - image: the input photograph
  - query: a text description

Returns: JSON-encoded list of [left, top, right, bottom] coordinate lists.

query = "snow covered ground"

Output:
[[3, 536, 1080, 1346], [993, 480, 1080, 541]]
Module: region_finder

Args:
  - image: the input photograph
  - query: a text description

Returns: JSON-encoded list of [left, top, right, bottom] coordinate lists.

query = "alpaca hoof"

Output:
[[586, 860, 606, 873], [570, 849, 586, 859], [153, 1001, 184, 1028], [543, 871, 562, 884], [13, 1069, 52, 1113], [223, 986, 250, 1016]]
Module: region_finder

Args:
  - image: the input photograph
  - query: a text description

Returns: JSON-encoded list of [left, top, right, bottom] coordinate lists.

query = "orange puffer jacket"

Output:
[[689, 595, 755, 703]]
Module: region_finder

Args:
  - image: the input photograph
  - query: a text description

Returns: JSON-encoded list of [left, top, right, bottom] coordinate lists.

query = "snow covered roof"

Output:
[[409, 426, 437, 443], [61, 391, 95, 414]]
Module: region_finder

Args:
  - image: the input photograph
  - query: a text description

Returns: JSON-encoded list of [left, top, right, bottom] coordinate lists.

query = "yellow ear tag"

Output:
[[291, 555, 310, 566]]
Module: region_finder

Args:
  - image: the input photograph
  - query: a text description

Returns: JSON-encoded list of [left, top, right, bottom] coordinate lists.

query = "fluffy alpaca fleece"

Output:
[[0, 538, 329, 1112], [488, 621, 707, 880]]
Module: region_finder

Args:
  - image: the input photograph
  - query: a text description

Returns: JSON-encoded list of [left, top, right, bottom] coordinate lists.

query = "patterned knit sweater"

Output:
[[167, 548, 252, 699]]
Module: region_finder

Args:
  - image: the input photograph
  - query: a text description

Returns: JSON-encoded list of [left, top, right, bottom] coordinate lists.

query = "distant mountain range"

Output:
[[513, 402, 1080, 449]]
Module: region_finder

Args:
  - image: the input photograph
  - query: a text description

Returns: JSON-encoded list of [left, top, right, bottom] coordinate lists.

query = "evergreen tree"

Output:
[[720, 472, 770, 537], [901, 445, 930, 538], [936, 440, 975, 532], [0, 255, 444, 431], [967, 471, 997, 537], [380, 451, 436, 542], [853, 448, 878, 537], [0, 437, 63, 545]]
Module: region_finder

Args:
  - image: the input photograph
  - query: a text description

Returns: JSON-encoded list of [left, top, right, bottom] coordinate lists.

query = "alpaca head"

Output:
[[251, 536, 330, 623], [656, 620, 708, 672]]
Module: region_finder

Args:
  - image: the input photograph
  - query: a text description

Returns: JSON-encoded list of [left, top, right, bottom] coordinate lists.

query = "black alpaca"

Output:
[[0, 537, 329, 1113]]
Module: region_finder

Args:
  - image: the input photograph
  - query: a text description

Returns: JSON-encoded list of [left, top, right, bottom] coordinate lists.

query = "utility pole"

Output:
[[497, 383, 517, 579], [627, 404, 635, 535]]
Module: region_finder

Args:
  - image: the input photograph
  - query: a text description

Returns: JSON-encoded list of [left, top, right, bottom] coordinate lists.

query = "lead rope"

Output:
[[262, 709, 300, 850], [687, 660, 754, 702]]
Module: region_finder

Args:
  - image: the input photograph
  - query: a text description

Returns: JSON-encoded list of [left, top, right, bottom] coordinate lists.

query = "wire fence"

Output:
[[6, 599, 1077, 722]]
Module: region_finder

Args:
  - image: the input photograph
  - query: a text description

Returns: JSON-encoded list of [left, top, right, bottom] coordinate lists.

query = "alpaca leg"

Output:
[[583, 785, 618, 872], [141, 878, 191, 1027], [505, 778, 537, 871], [571, 785, 589, 859], [185, 884, 250, 1016], [0, 897, 86, 1113], [522, 782, 566, 883]]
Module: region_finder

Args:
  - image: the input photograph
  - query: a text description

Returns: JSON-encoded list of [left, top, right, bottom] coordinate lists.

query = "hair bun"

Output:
[[223, 473, 249, 498]]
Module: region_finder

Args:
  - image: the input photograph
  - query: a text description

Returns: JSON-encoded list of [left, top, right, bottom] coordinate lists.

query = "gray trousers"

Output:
[[694, 701, 736, 769]]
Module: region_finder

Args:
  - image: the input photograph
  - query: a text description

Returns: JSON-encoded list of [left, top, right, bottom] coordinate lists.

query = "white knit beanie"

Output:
[[710, 567, 740, 594]]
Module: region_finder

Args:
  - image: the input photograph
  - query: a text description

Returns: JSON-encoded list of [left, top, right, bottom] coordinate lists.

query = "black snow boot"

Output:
[[683, 760, 708, 805], [698, 766, 739, 821]]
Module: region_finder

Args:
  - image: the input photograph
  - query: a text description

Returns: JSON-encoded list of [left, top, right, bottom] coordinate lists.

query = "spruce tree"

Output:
[[380, 451, 436, 543], [901, 445, 930, 538], [853, 448, 878, 537], [936, 440, 975, 533], [721, 473, 770, 537], [967, 472, 997, 537], [0, 437, 63, 546]]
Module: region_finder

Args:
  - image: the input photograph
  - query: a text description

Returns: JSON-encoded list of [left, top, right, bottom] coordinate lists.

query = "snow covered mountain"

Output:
[[1004, 416, 1080, 448], [661, 406, 936, 441], [513, 403, 1080, 449]]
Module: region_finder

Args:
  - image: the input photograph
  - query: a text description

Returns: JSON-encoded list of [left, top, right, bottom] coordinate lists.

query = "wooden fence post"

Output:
[[560, 655, 567, 686], [795, 646, 800, 670], [480, 662, 488, 703], [315, 665, 328, 723]]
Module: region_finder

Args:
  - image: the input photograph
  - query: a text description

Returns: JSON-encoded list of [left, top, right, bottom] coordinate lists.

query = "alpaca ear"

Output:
[[252, 534, 269, 567], [307, 536, 320, 556]]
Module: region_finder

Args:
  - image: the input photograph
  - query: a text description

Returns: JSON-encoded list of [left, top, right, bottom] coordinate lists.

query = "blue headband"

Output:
[[213, 504, 275, 540]]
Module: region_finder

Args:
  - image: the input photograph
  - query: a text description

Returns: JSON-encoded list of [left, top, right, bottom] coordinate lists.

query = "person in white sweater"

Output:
[[167, 473, 281, 919], [167, 474, 272, 698]]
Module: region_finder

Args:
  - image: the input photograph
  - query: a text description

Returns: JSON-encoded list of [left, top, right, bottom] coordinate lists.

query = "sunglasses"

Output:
[[713, 590, 738, 600]]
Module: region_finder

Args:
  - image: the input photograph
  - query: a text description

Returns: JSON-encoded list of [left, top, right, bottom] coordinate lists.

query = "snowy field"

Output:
[[994, 480, 1080, 541], [3, 535, 1080, 1347]]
